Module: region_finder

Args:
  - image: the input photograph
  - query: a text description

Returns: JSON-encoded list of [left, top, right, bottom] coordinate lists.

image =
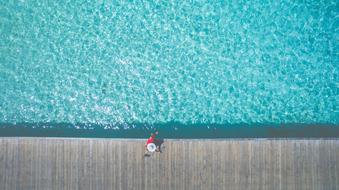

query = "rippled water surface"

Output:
[[0, 0, 338, 129]]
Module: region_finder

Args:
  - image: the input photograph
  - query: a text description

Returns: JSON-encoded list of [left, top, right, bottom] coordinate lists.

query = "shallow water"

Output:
[[0, 0, 338, 131]]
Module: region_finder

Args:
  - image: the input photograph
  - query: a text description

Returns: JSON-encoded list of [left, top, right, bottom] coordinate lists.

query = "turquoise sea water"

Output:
[[0, 0, 338, 136]]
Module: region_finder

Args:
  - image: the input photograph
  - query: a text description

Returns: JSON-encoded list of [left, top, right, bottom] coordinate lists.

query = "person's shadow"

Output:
[[154, 138, 165, 153]]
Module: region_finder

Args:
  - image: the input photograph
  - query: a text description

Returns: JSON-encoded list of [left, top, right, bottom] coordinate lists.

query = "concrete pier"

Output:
[[0, 138, 338, 190]]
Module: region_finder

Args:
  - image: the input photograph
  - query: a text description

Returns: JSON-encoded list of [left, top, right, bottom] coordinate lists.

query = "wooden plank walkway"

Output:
[[0, 138, 338, 190]]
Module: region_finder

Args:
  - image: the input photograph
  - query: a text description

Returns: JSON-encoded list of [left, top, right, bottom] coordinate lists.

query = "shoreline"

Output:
[[1, 124, 338, 138], [1, 137, 339, 140]]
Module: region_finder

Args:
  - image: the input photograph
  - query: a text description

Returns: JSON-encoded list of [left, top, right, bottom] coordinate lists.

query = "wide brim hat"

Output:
[[147, 143, 156, 152]]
